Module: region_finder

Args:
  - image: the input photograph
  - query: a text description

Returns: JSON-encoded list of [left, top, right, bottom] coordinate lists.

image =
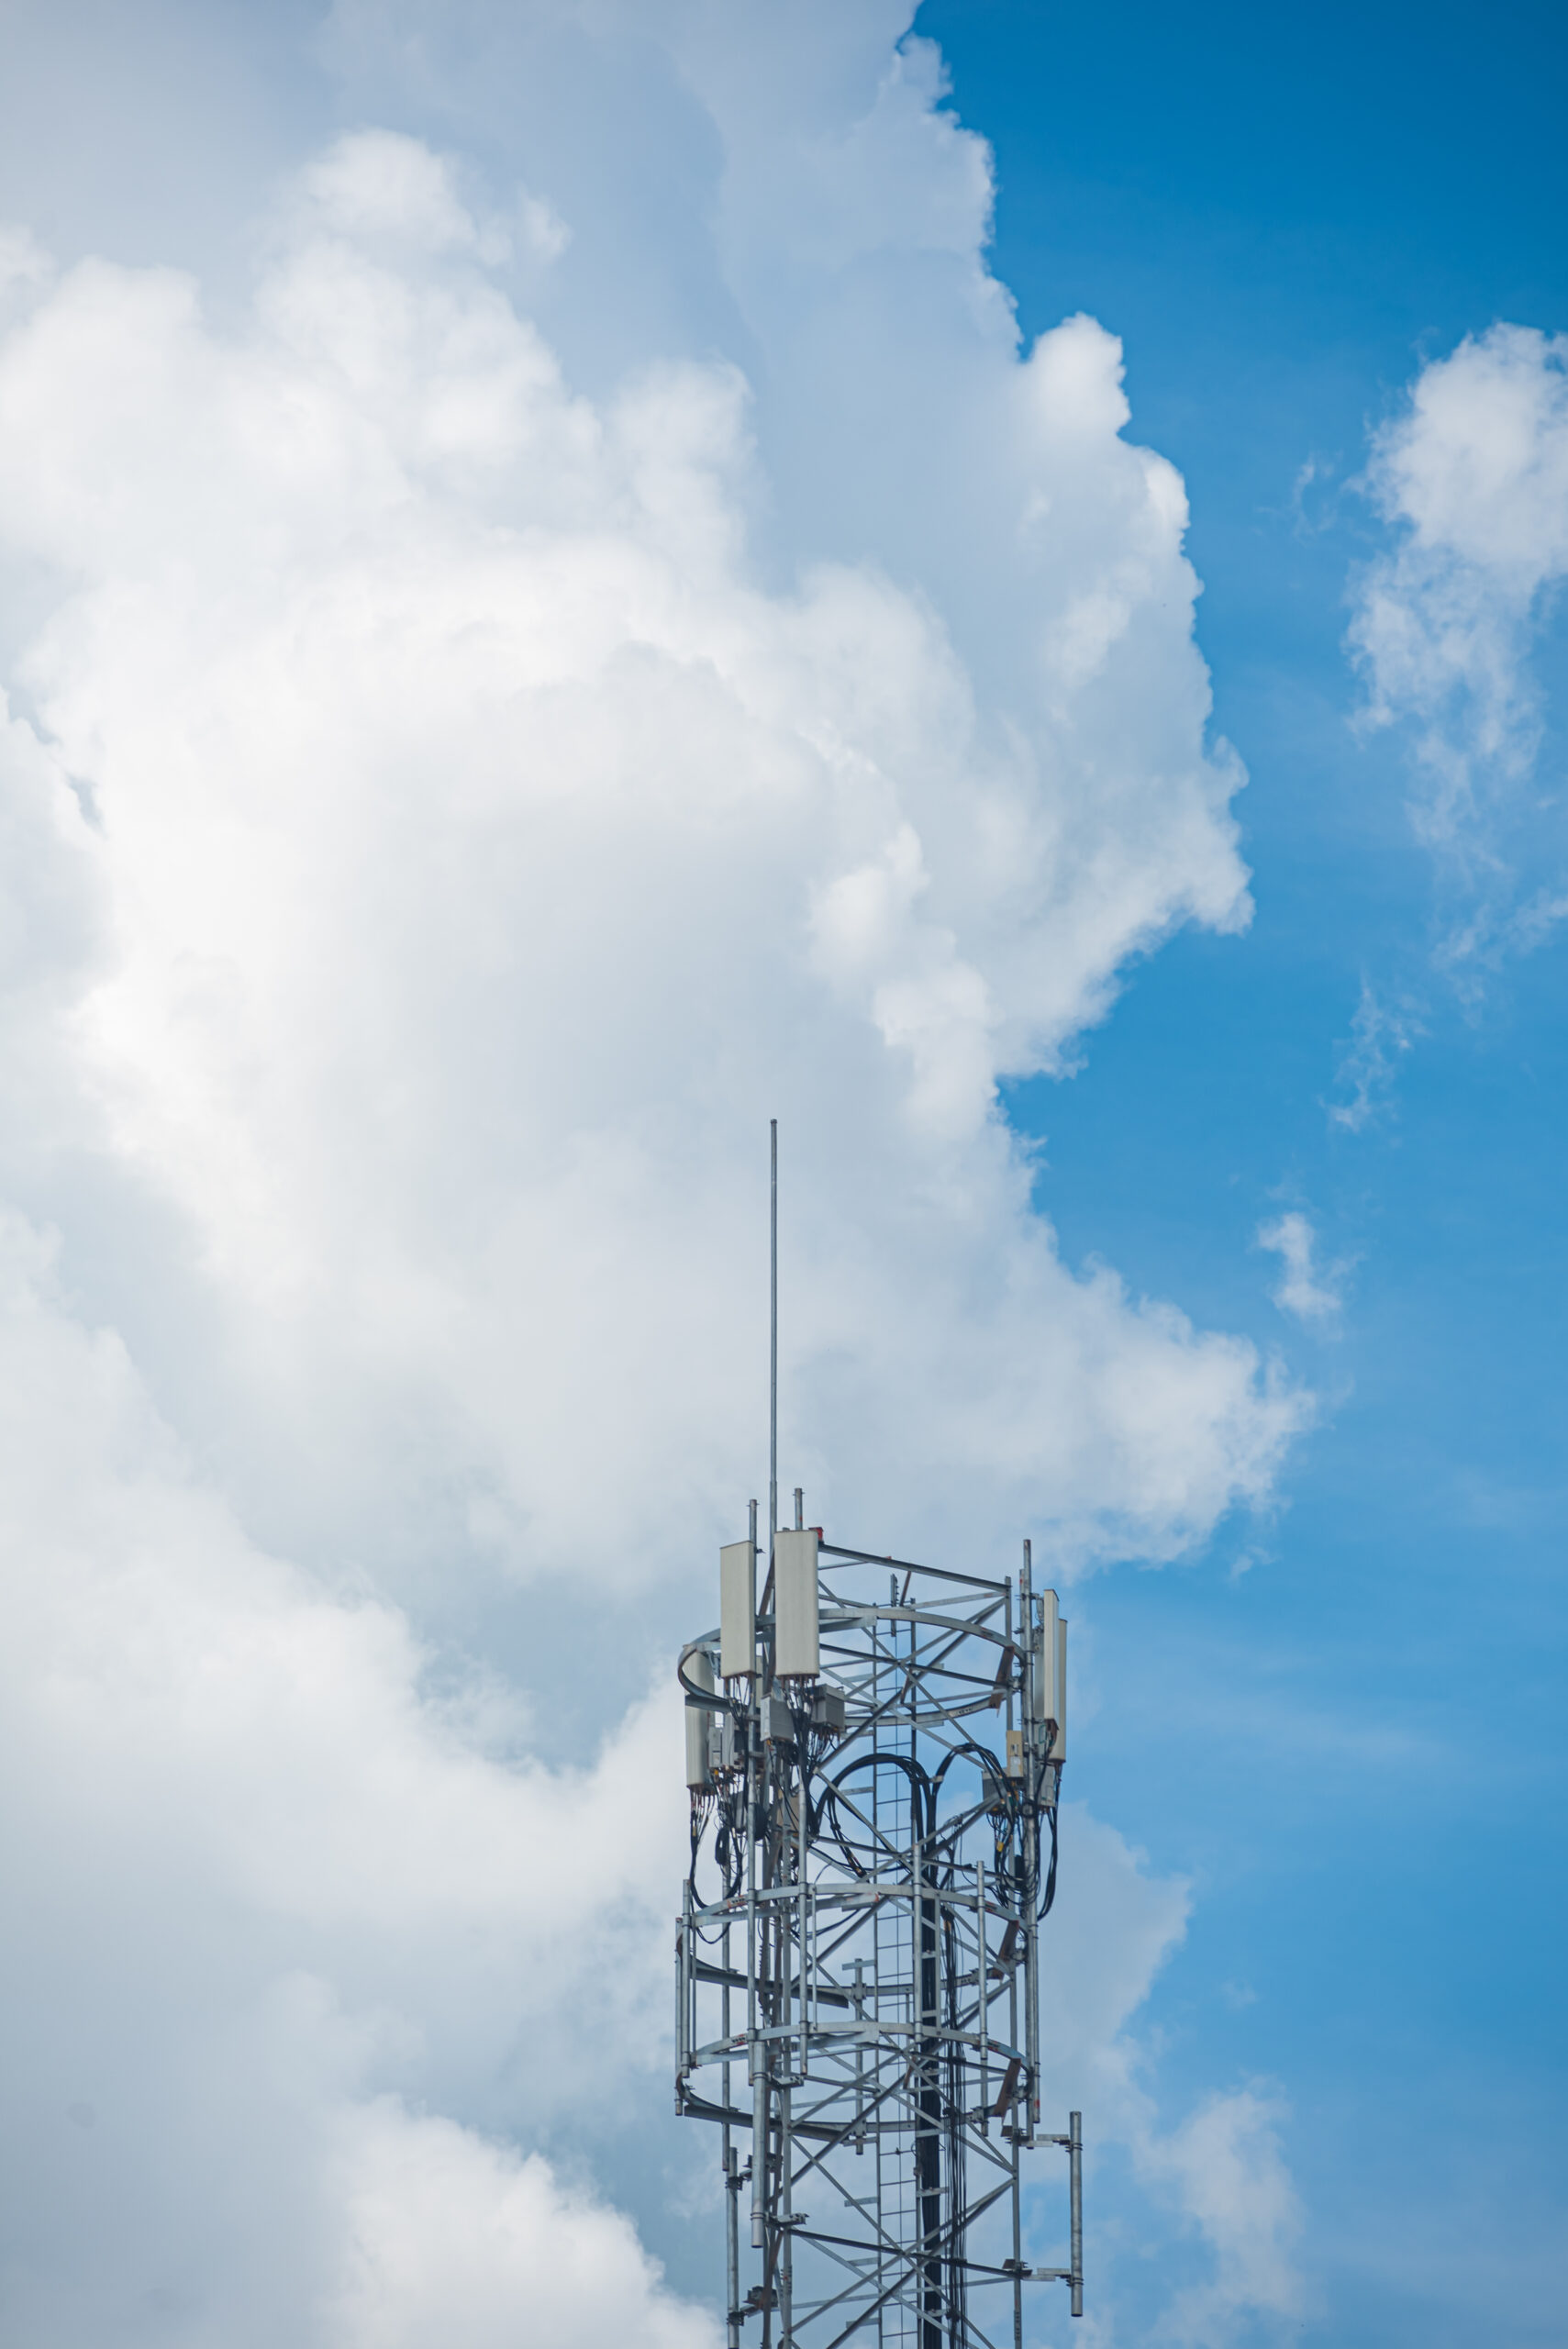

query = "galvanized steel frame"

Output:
[[676, 1531, 1083, 2345]]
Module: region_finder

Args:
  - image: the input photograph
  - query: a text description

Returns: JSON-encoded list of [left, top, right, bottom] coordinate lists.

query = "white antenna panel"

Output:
[[773, 1527, 819, 1678]]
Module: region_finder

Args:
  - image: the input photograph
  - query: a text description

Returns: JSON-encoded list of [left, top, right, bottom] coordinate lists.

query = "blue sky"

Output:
[[924, 1, 1568, 2334], [0, 5, 1563, 2345]]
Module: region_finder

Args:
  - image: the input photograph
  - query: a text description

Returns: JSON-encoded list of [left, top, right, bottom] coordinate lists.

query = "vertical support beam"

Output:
[[977, 1853, 988, 2135], [796, 1707, 809, 2079], [1007, 1881, 1021, 2349], [1010, 2113, 1023, 2349], [747, 1498, 763, 2266], [750, 1791, 764, 2254], [914, 1778, 941, 2349], [680, 1879, 695, 2086], [723, 1901, 740, 2349], [1020, 1546, 1040, 2141], [853, 1956, 865, 2154], [769, 1119, 778, 1550], [780, 2080, 794, 2345], [726, 2142, 741, 2345], [1070, 2110, 1084, 2318]]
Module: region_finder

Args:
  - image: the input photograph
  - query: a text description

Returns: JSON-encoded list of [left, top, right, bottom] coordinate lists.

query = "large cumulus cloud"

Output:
[[0, 121, 1294, 1588], [0, 7, 1307, 2342]]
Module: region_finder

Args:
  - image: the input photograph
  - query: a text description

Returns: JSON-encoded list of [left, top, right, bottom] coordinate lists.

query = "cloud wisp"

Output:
[[1257, 1210, 1351, 1330], [1350, 322, 1568, 975], [1326, 979, 1420, 1133]]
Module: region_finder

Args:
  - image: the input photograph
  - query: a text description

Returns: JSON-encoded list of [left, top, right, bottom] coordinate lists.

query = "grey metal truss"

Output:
[[677, 1525, 1084, 2347]]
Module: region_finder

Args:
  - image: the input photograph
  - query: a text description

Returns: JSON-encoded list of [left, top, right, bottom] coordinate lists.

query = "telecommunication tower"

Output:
[[675, 1127, 1084, 2345]]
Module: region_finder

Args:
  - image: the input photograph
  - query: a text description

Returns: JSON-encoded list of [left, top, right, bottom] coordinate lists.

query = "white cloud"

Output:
[[1033, 1814, 1307, 2340], [1349, 322, 1568, 966], [1257, 1210, 1348, 1329], [0, 7, 1307, 2339], [1327, 979, 1418, 1132], [0, 1210, 707, 2341], [324, 2100, 717, 2349], [1140, 2086, 1307, 2344], [0, 119, 1296, 1590]]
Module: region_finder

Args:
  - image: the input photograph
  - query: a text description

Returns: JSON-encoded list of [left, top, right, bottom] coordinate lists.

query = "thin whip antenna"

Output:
[[769, 1118, 778, 1545]]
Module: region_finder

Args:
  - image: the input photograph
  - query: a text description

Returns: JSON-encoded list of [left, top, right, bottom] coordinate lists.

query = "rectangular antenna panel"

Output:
[[684, 1650, 715, 1789], [719, 1539, 757, 1680], [1054, 1617, 1068, 1762], [773, 1527, 820, 1678], [1030, 1589, 1060, 1723]]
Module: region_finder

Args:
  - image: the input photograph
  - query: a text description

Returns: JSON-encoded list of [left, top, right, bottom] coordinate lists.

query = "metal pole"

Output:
[[797, 1731, 809, 2078], [677, 1887, 689, 2083], [1011, 2121, 1023, 2349], [876, 1593, 891, 2341], [978, 1850, 988, 2134], [769, 1119, 778, 1549], [750, 1765, 763, 2254], [765, 1119, 778, 2314], [1070, 2110, 1084, 2318], [1020, 1545, 1040, 2142], [908, 1608, 940, 2349], [853, 1956, 865, 2153], [724, 1888, 738, 2347], [778, 1817, 791, 2343], [1010, 1958, 1022, 2349], [726, 2143, 740, 2343], [781, 2077, 794, 2344]]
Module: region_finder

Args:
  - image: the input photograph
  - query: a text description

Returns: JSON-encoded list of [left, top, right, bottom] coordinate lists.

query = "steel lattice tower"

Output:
[[677, 1512, 1082, 2345], [674, 1122, 1081, 2346]]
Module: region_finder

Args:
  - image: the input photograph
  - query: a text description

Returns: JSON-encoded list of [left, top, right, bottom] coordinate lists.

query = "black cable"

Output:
[[686, 1797, 710, 1900], [1037, 1803, 1059, 1920], [827, 1746, 934, 1847]]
